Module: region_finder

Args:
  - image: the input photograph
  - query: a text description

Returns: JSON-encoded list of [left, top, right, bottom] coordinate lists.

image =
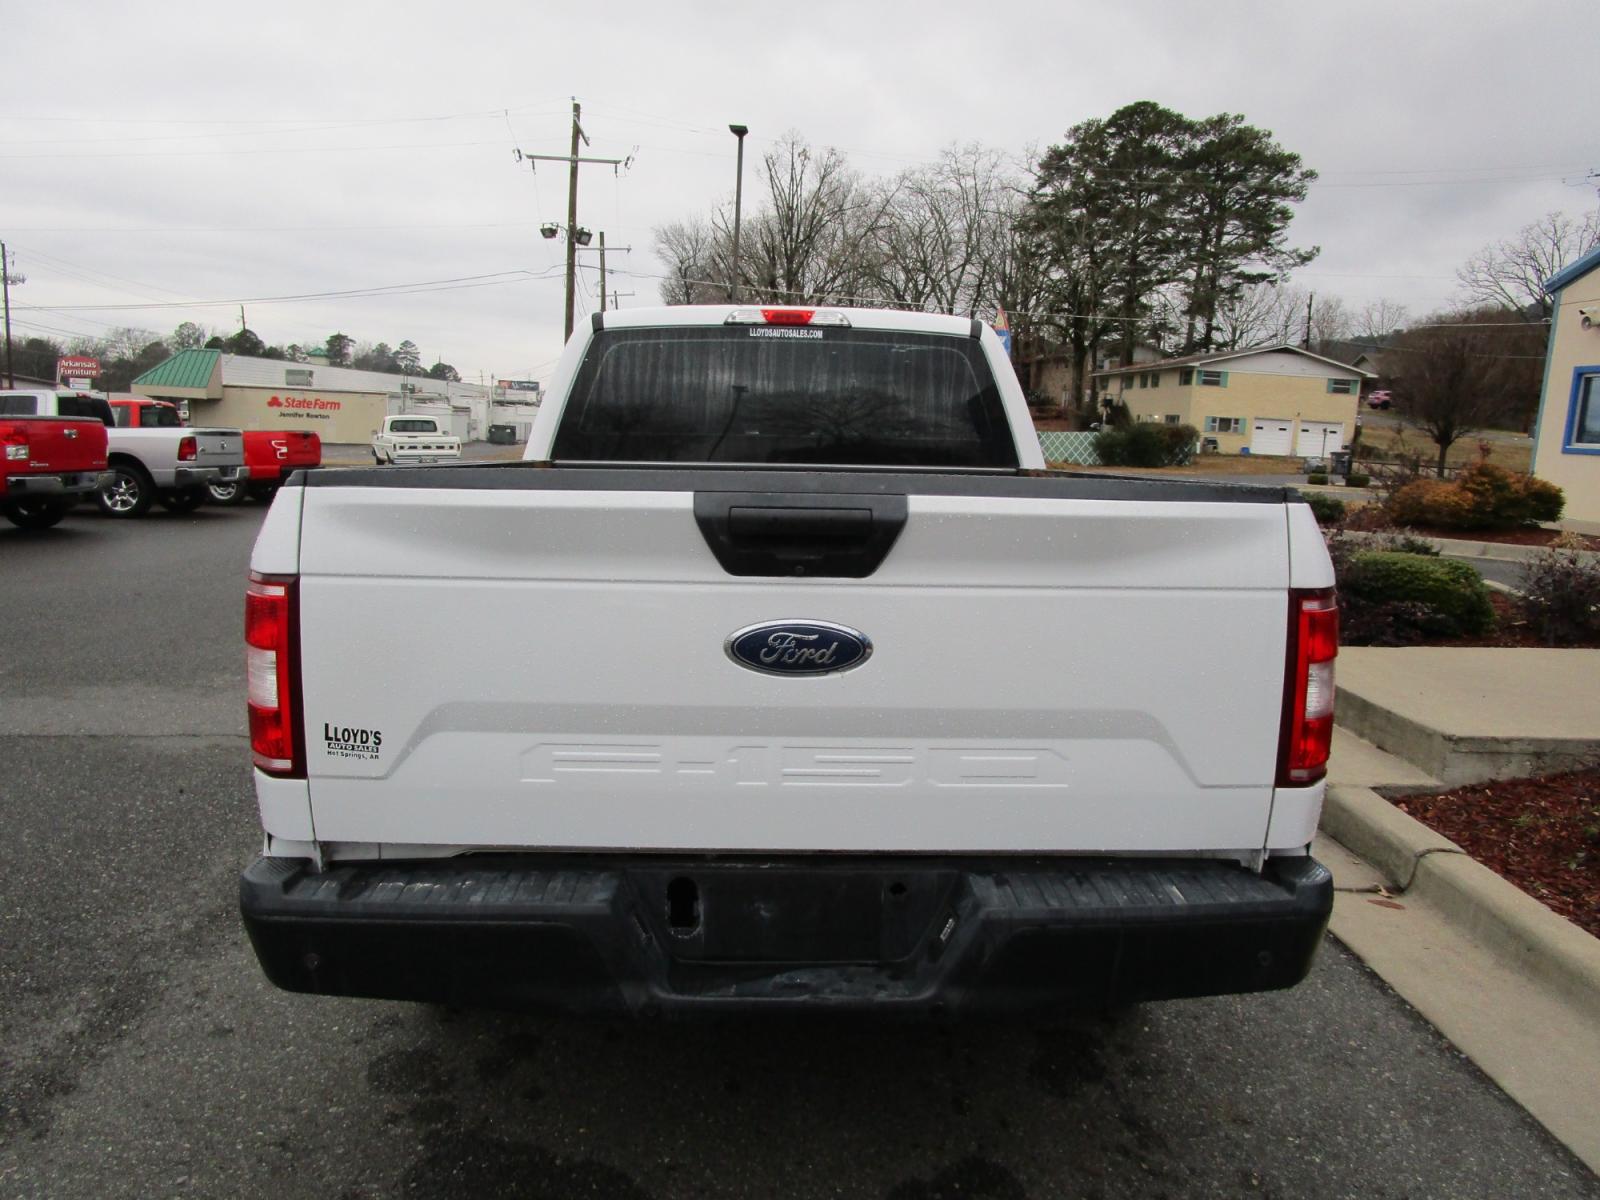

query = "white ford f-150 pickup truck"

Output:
[[240, 305, 1337, 1018]]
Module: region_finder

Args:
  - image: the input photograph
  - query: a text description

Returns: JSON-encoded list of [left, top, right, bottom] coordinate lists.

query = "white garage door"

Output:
[[1250, 418, 1293, 456], [1298, 421, 1344, 456]]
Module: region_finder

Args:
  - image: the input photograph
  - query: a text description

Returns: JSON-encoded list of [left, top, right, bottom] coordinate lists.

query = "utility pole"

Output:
[[577, 237, 631, 316], [1303, 292, 1315, 350], [514, 102, 631, 341], [1, 244, 20, 390]]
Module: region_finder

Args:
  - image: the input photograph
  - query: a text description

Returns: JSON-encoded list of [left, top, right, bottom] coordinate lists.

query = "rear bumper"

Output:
[[5, 469, 112, 496], [248, 463, 317, 482], [173, 464, 246, 486], [240, 853, 1332, 1017]]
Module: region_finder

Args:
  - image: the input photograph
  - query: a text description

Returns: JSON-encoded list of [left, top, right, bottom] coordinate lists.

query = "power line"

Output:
[[4, 220, 542, 234], [0, 139, 506, 162], [20, 267, 565, 314]]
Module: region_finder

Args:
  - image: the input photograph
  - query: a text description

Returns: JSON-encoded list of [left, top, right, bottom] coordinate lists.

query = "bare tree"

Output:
[[1386, 307, 1543, 470], [736, 132, 894, 305], [1457, 209, 1600, 321], [1354, 298, 1409, 340], [653, 216, 725, 304], [1306, 293, 1352, 351], [1212, 281, 1301, 349], [869, 144, 1016, 317]]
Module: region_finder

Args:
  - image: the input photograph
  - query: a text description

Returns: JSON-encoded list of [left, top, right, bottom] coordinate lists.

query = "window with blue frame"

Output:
[[1567, 368, 1600, 454]]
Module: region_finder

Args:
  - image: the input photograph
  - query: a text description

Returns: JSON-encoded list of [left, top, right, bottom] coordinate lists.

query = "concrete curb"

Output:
[[1340, 529, 1599, 566], [1322, 784, 1600, 1024]]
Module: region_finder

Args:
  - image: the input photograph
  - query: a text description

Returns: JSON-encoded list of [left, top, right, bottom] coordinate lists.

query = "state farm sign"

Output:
[[266, 394, 342, 420], [57, 355, 101, 380]]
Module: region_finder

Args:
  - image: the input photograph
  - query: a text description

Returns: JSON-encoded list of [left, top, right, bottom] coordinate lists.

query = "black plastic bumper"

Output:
[[240, 853, 1332, 1018]]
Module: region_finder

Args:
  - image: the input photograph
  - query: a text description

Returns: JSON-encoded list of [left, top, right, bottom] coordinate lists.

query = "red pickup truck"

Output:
[[110, 398, 319, 503], [0, 411, 111, 529]]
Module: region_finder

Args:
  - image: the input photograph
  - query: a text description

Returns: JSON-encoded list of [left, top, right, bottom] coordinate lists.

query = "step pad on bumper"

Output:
[[240, 854, 1332, 1017]]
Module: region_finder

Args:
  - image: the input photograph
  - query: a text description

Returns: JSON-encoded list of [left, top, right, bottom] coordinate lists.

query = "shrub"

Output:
[[1340, 551, 1495, 638], [1093, 423, 1199, 468], [1386, 479, 1478, 528], [1385, 464, 1565, 530], [1307, 472, 1329, 485], [1345, 472, 1370, 489], [1518, 539, 1600, 645], [1304, 492, 1346, 525]]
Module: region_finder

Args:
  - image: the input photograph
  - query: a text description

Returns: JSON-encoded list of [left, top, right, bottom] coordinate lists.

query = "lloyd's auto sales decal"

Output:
[[267, 394, 342, 420], [323, 723, 382, 761]]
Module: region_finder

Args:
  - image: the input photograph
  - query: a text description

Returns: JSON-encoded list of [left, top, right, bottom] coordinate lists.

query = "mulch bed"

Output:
[[1387, 771, 1600, 939], [1410, 594, 1600, 650]]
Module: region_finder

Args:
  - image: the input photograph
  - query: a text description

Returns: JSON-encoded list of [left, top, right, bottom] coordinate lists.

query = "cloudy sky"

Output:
[[4, 0, 1595, 384]]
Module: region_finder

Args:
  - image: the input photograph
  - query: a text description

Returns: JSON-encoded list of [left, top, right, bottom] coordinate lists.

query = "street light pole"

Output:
[[728, 124, 748, 303], [565, 100, 583, 342], [1, 242, 18, 388]]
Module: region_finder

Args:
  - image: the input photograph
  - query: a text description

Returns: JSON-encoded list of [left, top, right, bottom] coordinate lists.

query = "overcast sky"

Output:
[[3, 0, 1596, 384]]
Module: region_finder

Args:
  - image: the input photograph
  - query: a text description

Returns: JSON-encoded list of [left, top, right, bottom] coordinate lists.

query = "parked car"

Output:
[[371, 414, 461, 464], [240, 305, 1338, 1020], [0, 390, 245, 517], [108, 398, 319, 505], [1366, 390, 1393, 410], [0, 410, 110, 529]]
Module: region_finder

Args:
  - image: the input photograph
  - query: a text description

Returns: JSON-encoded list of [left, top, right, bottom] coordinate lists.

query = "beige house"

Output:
[[132, 349, 492, 445], [1091, 345, 1367, 457], [1532, 245, 1600, 523]]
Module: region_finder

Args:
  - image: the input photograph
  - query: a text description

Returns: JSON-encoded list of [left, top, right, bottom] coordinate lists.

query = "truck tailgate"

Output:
[[191, 428, 244, 469], [293, 470, 1293, 855], [0, 417, 107, 483]]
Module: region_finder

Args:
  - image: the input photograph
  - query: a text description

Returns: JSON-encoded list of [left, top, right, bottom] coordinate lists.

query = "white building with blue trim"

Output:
[[1534, 244, 1600, 524]]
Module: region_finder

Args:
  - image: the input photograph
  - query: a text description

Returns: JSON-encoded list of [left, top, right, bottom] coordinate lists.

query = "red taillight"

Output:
[[3, 429, 28, 462], [246, 572, 303, 777], [178, 435, 197, 462], [1277, 588, 1338, 787], [761, 308, 814, 325]]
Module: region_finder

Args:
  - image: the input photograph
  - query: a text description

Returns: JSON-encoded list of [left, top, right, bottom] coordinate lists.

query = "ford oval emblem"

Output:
[[725, 620, 872, 677]]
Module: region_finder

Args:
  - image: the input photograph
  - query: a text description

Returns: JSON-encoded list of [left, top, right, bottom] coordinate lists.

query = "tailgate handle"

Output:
[[695, 491, 907, 578], [728, 505, 872, 541]]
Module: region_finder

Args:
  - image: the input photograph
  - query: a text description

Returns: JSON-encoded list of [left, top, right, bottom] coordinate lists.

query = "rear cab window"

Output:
[[390, 419, 439, 434], [551, 325, 1018, 467], [0, 394, 40, 415]]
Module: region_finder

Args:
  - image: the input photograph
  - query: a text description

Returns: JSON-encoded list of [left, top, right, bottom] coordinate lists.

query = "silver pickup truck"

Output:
[[240, 305, 1337, 1020], [0, 389, 246, 516]]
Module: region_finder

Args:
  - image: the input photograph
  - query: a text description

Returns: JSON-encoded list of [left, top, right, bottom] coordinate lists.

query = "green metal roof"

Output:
[[133, 348, 220, 389]]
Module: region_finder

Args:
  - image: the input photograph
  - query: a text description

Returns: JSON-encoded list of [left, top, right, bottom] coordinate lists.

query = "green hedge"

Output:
[[1093, 423, 1199, 467], [1341, 551, 1495, 637], [1304, 492, 1345, 525]]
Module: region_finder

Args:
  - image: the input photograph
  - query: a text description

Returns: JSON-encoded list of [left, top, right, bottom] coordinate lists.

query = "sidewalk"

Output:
[[1336, 646, 1600, 784], [1321, 654, 1600, 1172]]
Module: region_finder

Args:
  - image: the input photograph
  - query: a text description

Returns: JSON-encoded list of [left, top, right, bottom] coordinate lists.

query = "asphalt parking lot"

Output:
[[3, 502, 1598, 1199]]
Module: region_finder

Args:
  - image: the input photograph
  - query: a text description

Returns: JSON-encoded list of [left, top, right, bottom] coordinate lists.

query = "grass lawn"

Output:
[[1355, 425, 1532, 473]]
